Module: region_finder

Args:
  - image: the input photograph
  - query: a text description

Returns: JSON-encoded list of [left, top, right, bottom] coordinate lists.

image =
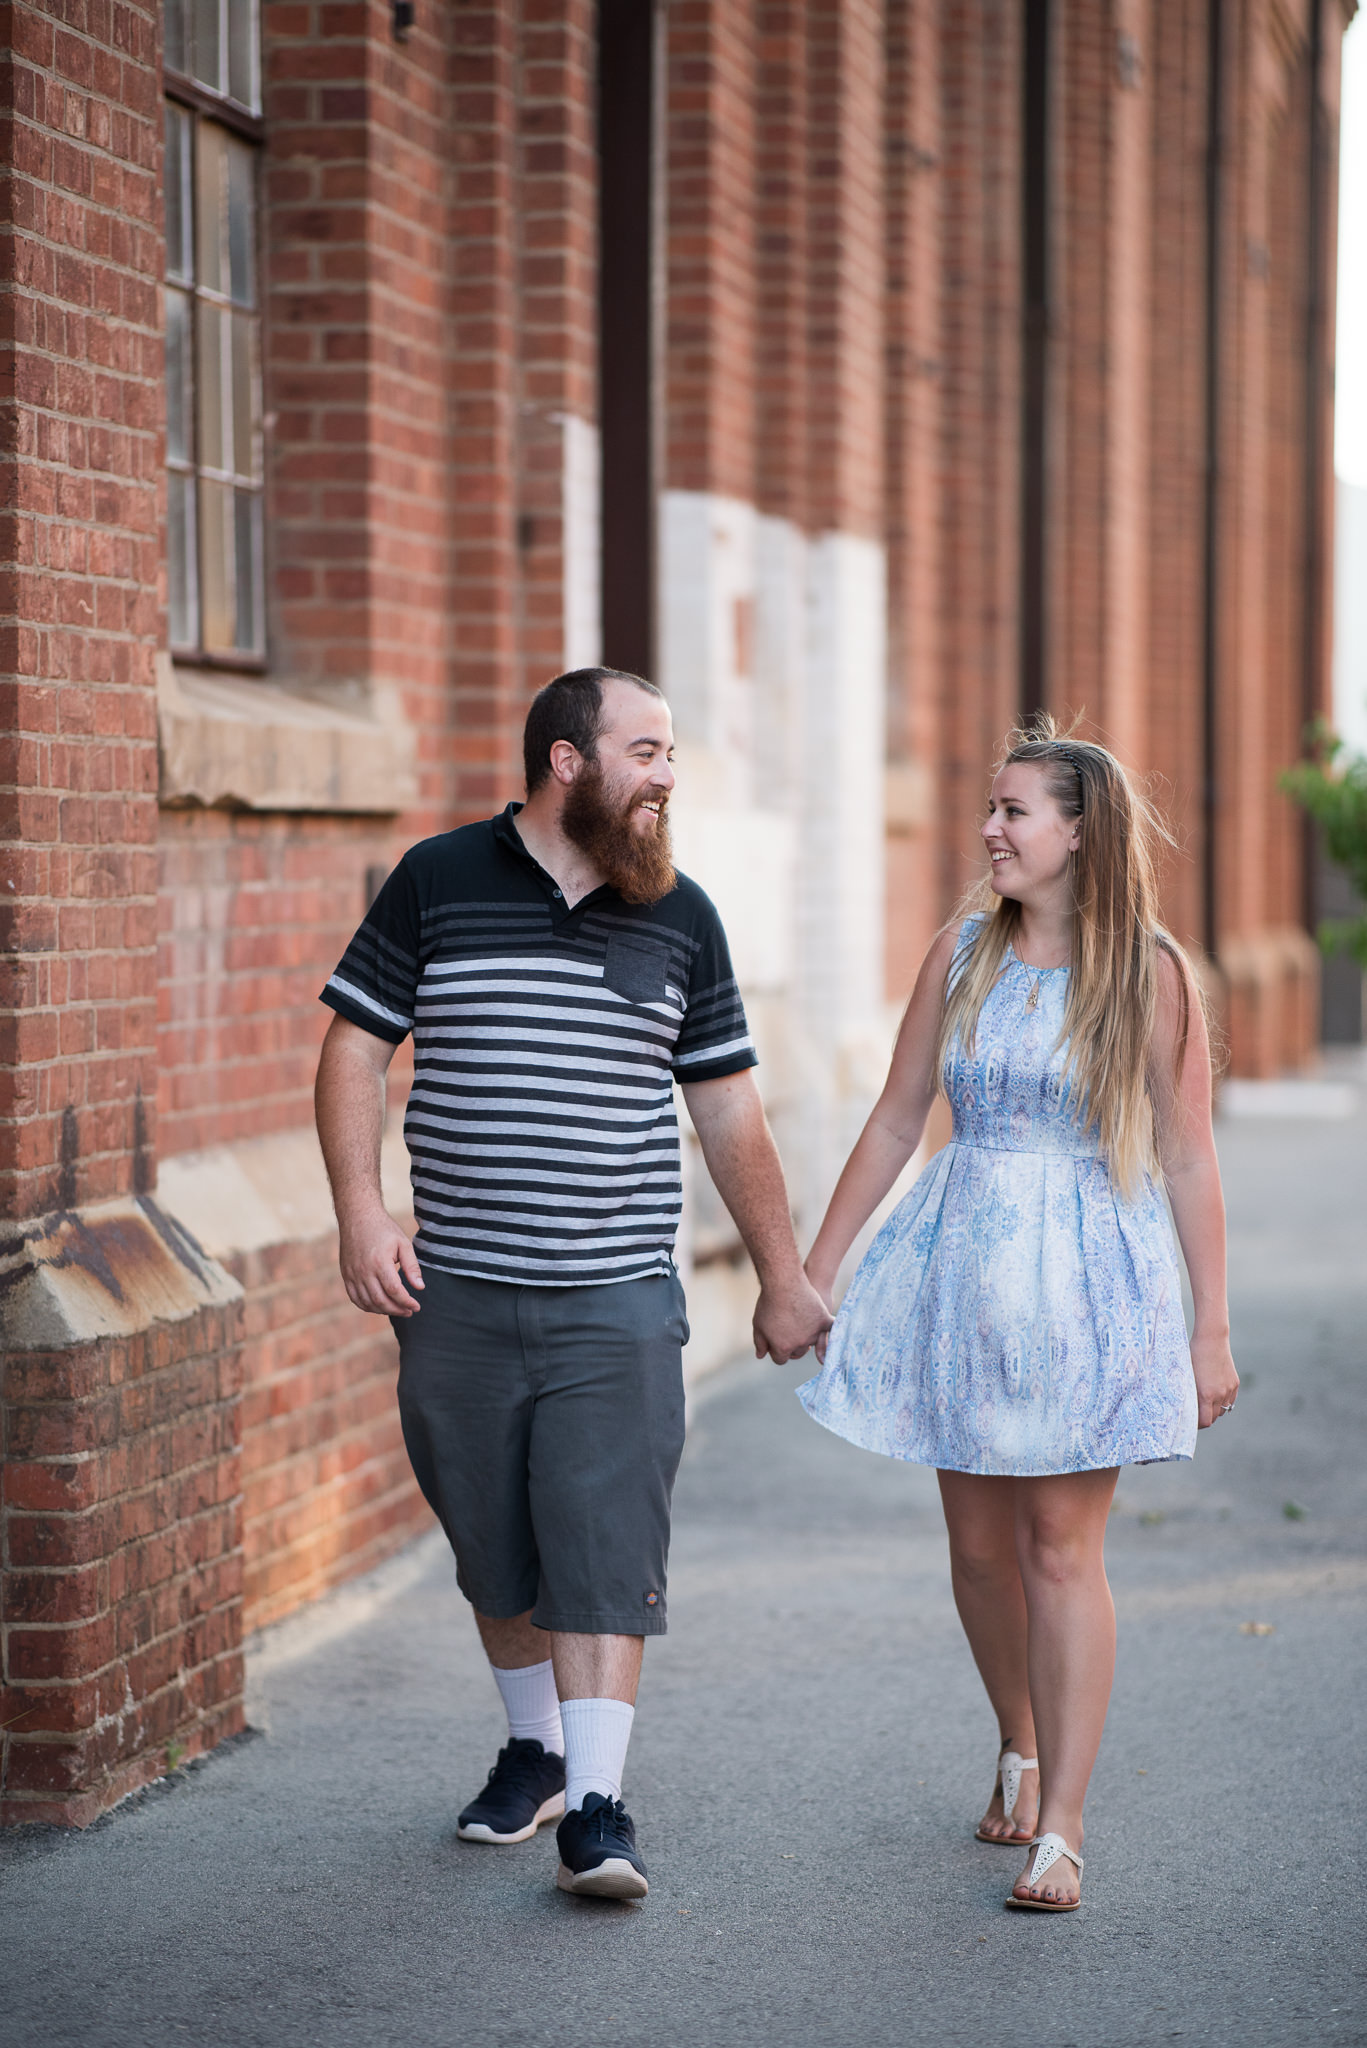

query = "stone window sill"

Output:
[[156, 654, 412, 815]]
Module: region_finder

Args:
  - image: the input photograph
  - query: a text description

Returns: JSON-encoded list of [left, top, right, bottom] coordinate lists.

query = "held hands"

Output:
[[753, 1270, 834, 1365], [1191, 1329, 1239, 1429], [805, 1265, 837, 1365], [338, 1206, 425, 1317]]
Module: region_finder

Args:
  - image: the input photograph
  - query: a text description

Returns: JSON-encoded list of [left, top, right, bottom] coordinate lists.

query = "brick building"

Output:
[[0, 0, 1354, 1825]]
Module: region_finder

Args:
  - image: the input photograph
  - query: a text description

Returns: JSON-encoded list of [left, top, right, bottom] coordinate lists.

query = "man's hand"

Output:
[[315, 1015, 418, 1315], [753, 1270, 833, 1365], [682, 1072, 828, 1366], [338, 1205, 424, 1317]]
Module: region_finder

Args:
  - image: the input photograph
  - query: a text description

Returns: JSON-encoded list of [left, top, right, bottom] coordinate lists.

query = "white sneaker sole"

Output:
[[556, 1857, 649, 1900], [458, 1791, 565, 1845]]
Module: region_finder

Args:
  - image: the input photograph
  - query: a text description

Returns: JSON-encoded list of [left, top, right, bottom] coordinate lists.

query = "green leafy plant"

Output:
[[1280, 724, 1367, 967], [165, 1738, 187, 1772]]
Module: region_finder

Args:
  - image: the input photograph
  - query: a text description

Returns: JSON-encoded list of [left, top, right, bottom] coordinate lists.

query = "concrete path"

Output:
[[4, 1085, 1366, 2048]]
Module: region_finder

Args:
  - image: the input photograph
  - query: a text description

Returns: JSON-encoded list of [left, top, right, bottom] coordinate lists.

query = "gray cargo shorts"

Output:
[[393, 1266, 689, 1636]]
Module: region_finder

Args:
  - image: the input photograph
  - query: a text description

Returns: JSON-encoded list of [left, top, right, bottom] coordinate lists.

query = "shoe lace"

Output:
[[585, 1798, 626, 1842], [485, 1740, 546, 1793]]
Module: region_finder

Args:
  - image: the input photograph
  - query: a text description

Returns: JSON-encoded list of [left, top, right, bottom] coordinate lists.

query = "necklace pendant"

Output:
[[1026, 981, 1040, 1012]]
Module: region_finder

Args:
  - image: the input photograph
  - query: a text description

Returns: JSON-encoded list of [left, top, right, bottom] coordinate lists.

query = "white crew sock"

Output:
[[560, 1697, 636, 1811], [490, 1659, 564, 1757]]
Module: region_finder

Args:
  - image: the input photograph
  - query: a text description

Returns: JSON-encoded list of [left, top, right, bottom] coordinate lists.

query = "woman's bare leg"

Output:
[[1010, 1466, 1120, 1904], [937, 1470, 1038, 1842]]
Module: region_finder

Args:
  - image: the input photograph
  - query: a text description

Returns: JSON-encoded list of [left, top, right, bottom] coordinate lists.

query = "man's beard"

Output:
[[561, 760, 677, 905]]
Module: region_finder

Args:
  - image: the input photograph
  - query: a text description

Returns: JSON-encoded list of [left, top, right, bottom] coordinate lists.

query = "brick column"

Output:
[[1050, 0, 1152, 766], [755, 3, 810, 538], [664, 0, 759, 506], [1210, 4, 1329, 1075], [264, 0, 461, 841], [1145, 0, 1210, 952], [794, 0, 888, 1149], [935, 0, 1023, 909], [883, 0, 943, 989], [448, 7, 523, 820], [0, 0, 243, 1826], [514, 0, 599, 702]]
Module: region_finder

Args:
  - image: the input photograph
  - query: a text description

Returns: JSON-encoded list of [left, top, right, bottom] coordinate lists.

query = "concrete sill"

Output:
[[156, 655, 411, 815]]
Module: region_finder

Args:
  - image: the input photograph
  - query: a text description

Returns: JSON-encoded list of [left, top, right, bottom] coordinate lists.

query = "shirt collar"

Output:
[[492, 801, 536, 865], [493, 802, 614, 919]]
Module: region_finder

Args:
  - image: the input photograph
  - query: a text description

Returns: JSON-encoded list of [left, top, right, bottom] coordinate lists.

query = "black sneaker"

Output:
[[457, 1738, 566, 1844], [555, 1792, 649, 1899]]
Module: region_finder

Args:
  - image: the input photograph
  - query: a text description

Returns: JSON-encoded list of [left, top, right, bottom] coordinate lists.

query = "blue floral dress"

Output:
[[797, 918, 1198, 1475]]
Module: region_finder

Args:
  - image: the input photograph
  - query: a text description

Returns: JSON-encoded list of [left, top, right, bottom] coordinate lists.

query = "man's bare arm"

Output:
[[680, 1070, 831, 1365], [314, 1013, 423, 1316]]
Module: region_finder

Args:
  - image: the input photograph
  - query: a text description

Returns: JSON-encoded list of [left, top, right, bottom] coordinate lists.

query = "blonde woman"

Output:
[[797, 724, 1238, 1912]]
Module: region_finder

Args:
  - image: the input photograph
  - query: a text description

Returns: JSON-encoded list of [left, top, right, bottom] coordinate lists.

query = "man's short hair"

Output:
[[523, 667, 664, 794]]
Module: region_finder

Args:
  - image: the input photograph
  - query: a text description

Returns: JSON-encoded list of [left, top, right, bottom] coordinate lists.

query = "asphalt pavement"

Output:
[[3, 1077, 1365, 2048]]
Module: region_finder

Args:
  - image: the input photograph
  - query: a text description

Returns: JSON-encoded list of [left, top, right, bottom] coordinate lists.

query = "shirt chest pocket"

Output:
[[602, 934, 670, 1006]]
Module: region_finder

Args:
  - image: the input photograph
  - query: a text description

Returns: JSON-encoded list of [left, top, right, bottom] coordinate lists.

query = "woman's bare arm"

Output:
[[1150, 950, 1238, 1428], [804, 925, 958, 1309]]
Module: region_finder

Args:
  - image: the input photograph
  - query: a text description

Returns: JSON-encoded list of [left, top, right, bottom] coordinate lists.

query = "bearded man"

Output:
[[315, 667, 830, 1900]]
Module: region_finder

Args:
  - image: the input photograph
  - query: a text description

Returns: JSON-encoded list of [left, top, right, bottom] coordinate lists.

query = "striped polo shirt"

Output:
[[320, 804, 757, 1287]]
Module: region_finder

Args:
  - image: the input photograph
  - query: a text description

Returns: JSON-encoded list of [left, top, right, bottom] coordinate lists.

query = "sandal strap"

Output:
[[999, 1750, 1039, 1824], [1023, 1832, 1082, 1884]]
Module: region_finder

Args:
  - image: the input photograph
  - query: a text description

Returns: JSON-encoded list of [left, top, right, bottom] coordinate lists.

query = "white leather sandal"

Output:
[[975, 1746, 1039, 1844], [1004, 1832, 1083, 1912]]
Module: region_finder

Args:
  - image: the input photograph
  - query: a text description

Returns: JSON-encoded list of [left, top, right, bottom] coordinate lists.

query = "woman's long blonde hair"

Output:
[[934, 719, 1195, 1195]]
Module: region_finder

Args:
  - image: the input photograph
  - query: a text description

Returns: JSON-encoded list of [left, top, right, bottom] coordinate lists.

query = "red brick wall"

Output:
[[1144, 0, 1210, 953], [156, 810, 395, 1157], [883, 0, 943, 982], [1050, 0, 1153, 770], [445, 6, 523, 818], [805, 0, 884, 540], [155, 805, 431, 1639], [439, 1, 599, 821], [1, 1300, 243, 1827], [0, 0, 163, 1220], [264, 0, 459, 839], [233, 1233, 426, 1633], [932, 0, 1023, 919], [0, 0, 253, 1827], [513, 0, 597, 705], [665, 0, 758, 504], [755, 4, 810, 531]]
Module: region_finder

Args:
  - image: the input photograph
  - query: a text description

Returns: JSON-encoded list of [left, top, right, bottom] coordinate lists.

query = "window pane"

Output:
[[199, 480, 262, 656], [226, 136, 255, 305], [196, 300, 227, 473], [166, 288, 194, 464], [168, 472, 198, 647], [165, 106, 193, 283], [188, 0, 222, 93], [196, 123, 254, 305], [229, 312, 260, 480], [228, 0, 260, 112], [165, 0, 186, 76], [233, 490, 264, 653], [195, 122, 227, 295], [198, 478, 234, 649]]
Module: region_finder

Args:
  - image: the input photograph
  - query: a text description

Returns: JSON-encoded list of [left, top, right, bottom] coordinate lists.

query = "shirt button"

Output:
[[553, 888, 562, 898]]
